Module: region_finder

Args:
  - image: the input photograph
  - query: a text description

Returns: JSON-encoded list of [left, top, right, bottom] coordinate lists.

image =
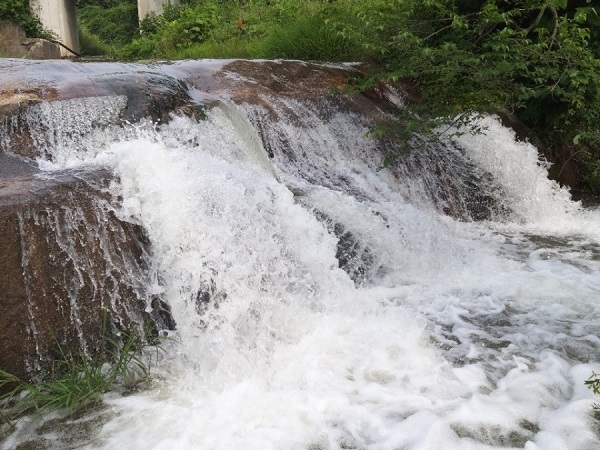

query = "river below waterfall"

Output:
[[1, 60, 600, 450]]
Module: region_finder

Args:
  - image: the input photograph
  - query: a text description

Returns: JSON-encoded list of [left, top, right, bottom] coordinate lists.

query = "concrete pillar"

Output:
[[137, 0, 179, 21], [29, 0, 79, 57]]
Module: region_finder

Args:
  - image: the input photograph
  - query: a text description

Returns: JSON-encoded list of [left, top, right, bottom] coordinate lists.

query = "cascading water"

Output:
[[1, 61, 599, 450]]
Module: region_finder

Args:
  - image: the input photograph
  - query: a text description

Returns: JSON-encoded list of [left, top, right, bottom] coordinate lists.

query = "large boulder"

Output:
[[0, 61, 196, 384], [0, 23, 61, 59], [0, 61, 199, 160], [0, 154, 172, 383], [0, 59, 507, 382]]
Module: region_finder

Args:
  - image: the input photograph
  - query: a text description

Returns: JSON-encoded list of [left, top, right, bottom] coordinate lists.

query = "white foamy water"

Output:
[[450, 116, 598, 236], [4, 103, 600, 450]]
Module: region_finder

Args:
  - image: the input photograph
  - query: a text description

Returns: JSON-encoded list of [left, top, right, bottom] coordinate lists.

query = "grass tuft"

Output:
[[78, 25, 112, 57], [0, 317, 160, 427], [248, 14, 363, 62], [175, 38, 252, 60]]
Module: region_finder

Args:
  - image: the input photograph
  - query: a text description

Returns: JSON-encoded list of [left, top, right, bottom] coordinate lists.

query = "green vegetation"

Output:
[[586, 372, 600, 411], [77, 0, 138, 47], [4, 0, 600, 191], [74, 0, 600, 193], [586, 372, 600, 393], [78, 24, 113, 56], [356, 0, 600, 191], [77, 0, 376, 60], [0, 321, 157, 427], [0, 0, 54, 38]]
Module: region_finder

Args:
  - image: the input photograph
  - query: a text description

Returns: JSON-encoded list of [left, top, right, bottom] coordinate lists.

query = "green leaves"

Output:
[[319, 0, 598, 190], [574, 7, 600, 26], [0, 320, 160, 427], [0, 0, 54, 38], [547, 0, 568, 10], [73, 0, 600, 190], [78, 1, 138, 46], [586, 372, 600, 394]]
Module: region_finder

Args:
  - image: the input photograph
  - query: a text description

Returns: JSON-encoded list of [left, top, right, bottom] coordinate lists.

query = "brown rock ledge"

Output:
[[0, 154, 172, 384]]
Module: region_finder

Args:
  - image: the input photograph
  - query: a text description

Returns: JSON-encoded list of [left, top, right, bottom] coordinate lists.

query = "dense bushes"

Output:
[[70, 0, 600, 192], [0, 0, 53, 38], [78, 0, 377, 61], [77, 0, 138, 47], [324, 0, 600, 192]]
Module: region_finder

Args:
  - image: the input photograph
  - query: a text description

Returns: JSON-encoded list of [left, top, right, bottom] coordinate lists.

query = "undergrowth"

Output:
[[586, 372, 600, 412], [78, 24, 112, 57], [0, 317, 162, 428], [0, 0, 55, 39]]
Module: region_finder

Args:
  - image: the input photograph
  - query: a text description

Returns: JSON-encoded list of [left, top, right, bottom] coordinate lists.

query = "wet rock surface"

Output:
[[0, 154, 173, 383], [0, 60, 210, 160], [215, 60, 407, 136], [0, 61, 215, 383], [214, 60, 503, 220], [0, 58, 511, 382]]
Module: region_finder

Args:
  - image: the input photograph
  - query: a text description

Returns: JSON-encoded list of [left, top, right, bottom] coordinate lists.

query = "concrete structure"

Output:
[[30, 0, 79, 57], [26, 0, 179, 58], [138, 0, 177, 24]]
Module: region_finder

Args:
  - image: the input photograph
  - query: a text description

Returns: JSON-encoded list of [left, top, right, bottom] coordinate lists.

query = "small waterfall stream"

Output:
[[1, 60, 599, 450]]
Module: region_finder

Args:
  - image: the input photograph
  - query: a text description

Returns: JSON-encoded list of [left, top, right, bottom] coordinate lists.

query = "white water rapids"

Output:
[[3, 95, 600, 449]]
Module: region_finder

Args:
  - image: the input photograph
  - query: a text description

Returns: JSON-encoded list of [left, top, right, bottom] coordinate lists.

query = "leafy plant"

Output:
[[324, 0, 600, 191], [586, 372, 600, 392], [585, 371, 600, 411], [77, 0, 138, 47], [78, 24, 112, 56], [0, 0, 55, 39], [72, 0, 600, 190], [0, 315, 160, 427], [117, 36, 158, 59], [249, 15, 352, 61]]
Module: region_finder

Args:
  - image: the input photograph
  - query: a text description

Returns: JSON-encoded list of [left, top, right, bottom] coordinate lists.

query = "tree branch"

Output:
[[513, 5, 547, 34], [423, 23, 455, 41], [548, 6, 560, 49]]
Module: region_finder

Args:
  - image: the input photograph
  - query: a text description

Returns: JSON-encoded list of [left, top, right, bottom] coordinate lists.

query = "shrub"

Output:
[[78, 0, 138, 47], [0, 319, 159, 427], [249, 12, 362, 61], [117, 36, 158, 59], [326, 0, 600, 191], [78, 24, 112, 56], [0, 0, 54, 38]]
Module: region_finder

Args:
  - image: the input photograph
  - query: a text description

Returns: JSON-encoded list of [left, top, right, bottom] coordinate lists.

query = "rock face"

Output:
[[0, 59, 509, 382], [0, 23, 61, 59], [0, 154, 172, 383], [213, 60, 504, 221], [0, 63, 198, 161], [0, 61, 209, 384]]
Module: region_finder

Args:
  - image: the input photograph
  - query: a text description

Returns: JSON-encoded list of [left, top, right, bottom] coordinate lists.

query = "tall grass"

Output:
[[248, 14, 366, 61], [78, 25, 112, 57], [89, 0, 382, 61], [175, 38, 252, 60], [0, 321, 158, 427]]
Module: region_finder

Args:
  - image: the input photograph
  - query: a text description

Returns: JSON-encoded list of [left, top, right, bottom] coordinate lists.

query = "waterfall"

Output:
[[1, 60, 600, 450]]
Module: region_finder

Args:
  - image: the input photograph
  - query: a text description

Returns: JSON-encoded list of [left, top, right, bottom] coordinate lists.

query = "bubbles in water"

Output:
[[7, 98, 600, 450]]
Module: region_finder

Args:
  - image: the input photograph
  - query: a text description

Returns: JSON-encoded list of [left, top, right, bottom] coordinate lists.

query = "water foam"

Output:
[[4, 101, 600, 450], [450, 116, 600, 237]]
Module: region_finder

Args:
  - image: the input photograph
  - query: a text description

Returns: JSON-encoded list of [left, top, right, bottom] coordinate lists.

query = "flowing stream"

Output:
[[2, 64, 600, 449]]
